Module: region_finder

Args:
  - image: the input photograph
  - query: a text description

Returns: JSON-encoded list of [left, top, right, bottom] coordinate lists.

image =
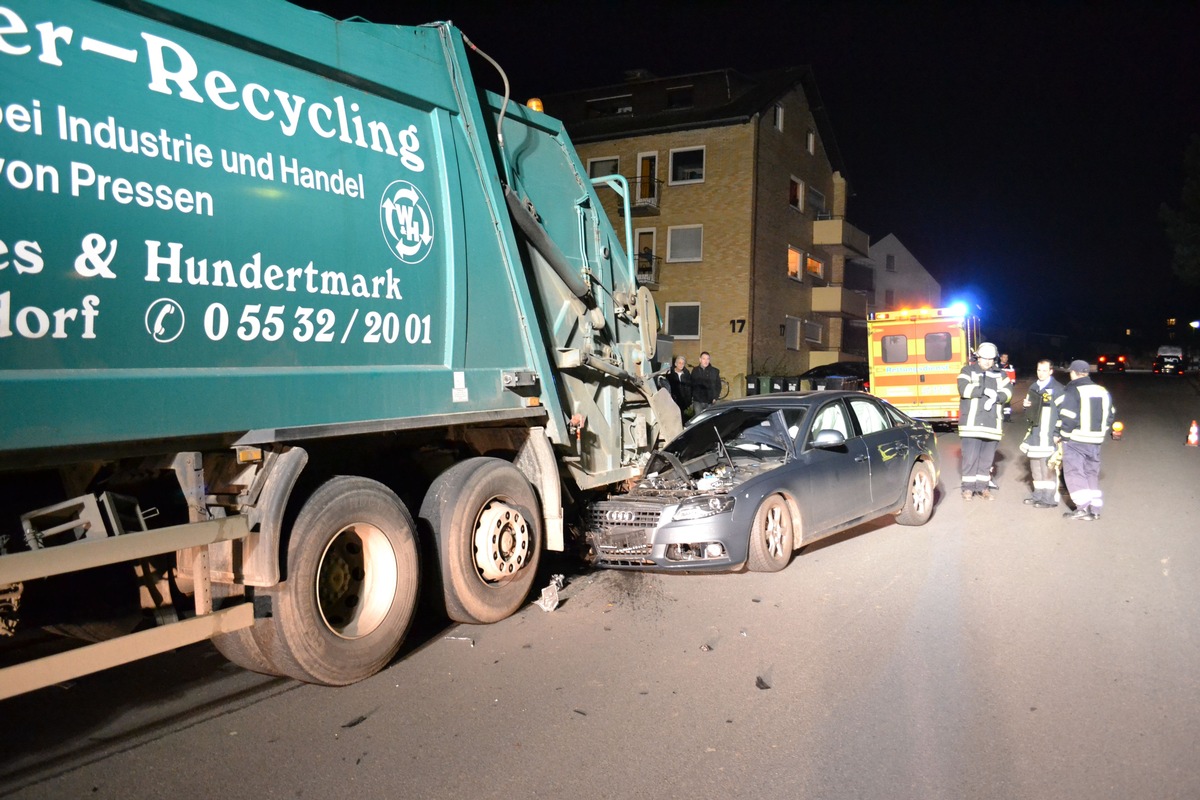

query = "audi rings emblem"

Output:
[[606, 509, 638, 523]]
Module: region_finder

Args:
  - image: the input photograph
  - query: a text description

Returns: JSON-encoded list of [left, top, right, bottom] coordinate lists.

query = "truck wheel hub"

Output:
[[317, 524, 397, 639], [474, 501, 530, 582]]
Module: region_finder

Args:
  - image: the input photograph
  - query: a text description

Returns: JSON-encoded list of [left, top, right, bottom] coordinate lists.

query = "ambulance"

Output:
[[867, 305, 982, 425]]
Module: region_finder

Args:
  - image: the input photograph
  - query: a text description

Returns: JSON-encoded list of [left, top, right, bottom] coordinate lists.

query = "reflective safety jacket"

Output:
[[1019, 377, 1064, 458], [1055, 375, 1115, 444], [957, 363, 1011, 440]]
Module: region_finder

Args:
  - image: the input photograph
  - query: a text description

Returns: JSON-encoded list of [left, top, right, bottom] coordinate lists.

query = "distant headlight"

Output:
[[672, 495, 735, 521]]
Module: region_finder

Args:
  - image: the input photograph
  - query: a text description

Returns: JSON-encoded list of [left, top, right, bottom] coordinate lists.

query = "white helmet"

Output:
[[976, 342, 998, 359]]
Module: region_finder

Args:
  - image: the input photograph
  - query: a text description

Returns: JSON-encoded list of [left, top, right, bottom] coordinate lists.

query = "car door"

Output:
[[847, 395, 910, 511], [793, 398, 873, 532]]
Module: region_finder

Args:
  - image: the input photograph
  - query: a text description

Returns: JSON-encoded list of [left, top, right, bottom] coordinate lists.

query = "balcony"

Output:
[[635, 251, 661, 286], [811, 285, 867, 319], [812, 216, 869, 258], [620, 176, 663, 216]]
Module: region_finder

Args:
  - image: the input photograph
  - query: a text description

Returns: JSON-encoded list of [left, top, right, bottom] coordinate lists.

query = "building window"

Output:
[[666, 85, 693, 109], [789, 177, 804, 210], [807, 186, 826, 217], [884, 289, 895, 307], [785, 315, 803, 350], [587, 157, 619, 178], [665, 302, 701, 339], [636, 152, 658, 204], [773, 103, 784, 131], [885, 254, 896, 272], [806, 129, 816, 154], [787, 246, 803, 281], [635, 228, 658, 284], [669, 147, 705, 184], [804, 318, 824, 344], [806, 253, 825, 281], [666, 225, 703, 262], [586, 94, 632, 118]]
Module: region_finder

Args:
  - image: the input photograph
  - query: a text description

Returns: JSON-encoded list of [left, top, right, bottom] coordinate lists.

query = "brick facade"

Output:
[[549, 69, 868, 398]]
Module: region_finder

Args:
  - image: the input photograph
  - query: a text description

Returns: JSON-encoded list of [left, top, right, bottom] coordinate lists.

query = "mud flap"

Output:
[[649, 386, 683, 444]]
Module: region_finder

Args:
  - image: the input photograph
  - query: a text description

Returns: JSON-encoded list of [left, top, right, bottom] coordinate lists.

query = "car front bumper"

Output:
[[583, 497, 748, 571]]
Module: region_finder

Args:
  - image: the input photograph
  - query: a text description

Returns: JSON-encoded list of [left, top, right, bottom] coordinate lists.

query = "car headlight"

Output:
[[672, 495, 735, 521]]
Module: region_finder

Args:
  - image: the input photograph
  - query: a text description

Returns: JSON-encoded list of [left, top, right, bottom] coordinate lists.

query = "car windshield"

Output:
[[659, 407, 806, 464]]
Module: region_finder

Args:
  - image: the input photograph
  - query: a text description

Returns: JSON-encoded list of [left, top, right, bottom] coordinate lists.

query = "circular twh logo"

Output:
[[379, 180, 434, 264]]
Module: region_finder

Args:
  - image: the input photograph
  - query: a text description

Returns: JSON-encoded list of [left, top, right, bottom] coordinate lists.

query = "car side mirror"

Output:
[[811, 429, 847, 449]]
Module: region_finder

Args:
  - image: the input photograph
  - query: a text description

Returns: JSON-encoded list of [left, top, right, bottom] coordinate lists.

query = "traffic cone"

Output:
[[1188, 420, 1199, 447]]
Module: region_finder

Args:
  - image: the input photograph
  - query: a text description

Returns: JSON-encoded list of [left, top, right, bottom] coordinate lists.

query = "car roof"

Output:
[[798, 361, 868, 377], [707, 390, 872, 410]]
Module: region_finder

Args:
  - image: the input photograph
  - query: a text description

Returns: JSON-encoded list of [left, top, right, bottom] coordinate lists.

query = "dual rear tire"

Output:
[[215, 459, 541, 685]]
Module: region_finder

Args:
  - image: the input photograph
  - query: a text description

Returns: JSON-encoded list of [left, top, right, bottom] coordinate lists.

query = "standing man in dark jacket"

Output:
[[665, 355, 693, 415], [957, 342, 1011, 500], [690, 351, 721, 416], [1019, 359, 1064, 508], [1055, 360, 1116, 521]]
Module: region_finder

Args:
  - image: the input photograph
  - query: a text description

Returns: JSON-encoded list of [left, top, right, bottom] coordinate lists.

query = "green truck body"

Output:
[[0, 0, 673, 696]]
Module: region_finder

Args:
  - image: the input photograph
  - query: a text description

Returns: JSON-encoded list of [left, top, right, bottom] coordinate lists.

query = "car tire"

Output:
[[896, 460, 935, 526], [746, 494, 794, 573]]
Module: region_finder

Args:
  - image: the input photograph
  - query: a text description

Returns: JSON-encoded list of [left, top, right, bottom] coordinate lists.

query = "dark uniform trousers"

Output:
[[960, 437, 998, 493], [1063, 441, 1103, 511]]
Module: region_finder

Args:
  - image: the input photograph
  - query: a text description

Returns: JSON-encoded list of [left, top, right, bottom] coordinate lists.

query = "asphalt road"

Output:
[[2, 372, 1199, 800]]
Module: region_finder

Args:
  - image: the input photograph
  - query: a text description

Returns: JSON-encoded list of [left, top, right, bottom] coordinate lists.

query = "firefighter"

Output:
[[957, 342, 1012, 500], [998, 352, 1017, 422], [1054, 360, 1116, 520], [1019, 359, 1064, 508]]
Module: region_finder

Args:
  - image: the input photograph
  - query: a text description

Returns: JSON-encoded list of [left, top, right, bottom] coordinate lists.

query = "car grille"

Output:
[[583, 500, 667, 566], [583, 501, 665, 531]]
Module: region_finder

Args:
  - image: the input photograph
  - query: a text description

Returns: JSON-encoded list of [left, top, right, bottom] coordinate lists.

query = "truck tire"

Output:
[[263, 477, 420, 685], [420, 458, 542, 624], [211, 628, 282, 677]]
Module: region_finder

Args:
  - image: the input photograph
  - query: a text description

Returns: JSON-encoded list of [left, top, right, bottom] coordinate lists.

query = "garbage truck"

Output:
[[0, 0, 677, 698]]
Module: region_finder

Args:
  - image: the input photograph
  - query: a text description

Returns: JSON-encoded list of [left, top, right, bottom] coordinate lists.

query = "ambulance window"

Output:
[[925, 332, 953, 361], [881, 335, 908, 363]]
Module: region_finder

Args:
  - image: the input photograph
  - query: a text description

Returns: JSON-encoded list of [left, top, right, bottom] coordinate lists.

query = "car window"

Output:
[[661, 406, 806, 463], [883, 403, 910, 427], [783, 408, 807, 440], [848, 397, 891, 434], [807, 401, 850, 444]]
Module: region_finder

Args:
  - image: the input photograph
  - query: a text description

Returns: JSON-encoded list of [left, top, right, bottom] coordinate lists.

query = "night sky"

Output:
[[296, 0, 1200, 337]]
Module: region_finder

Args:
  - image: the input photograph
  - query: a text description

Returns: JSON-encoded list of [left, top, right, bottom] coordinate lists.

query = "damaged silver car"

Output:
[[583, 391, 939, 572]]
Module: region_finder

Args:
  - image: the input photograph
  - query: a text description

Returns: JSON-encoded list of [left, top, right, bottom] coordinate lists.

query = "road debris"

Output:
[[444, 636, 475, 647], [755, 676, 771, 690], [536, 574, 566, 612], [700, 644, 713, 652]]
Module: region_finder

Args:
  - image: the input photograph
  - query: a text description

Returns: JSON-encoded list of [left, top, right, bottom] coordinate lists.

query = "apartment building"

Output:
[[542, 67, 870, 398]]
